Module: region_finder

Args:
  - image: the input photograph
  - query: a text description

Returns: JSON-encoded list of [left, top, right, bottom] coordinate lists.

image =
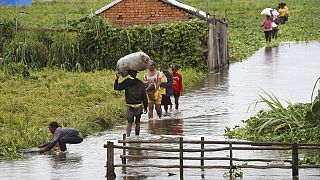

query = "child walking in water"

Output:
[[160, 63, 173, 113], [261, 15, 273, 42], [170, 65, 183, 110]]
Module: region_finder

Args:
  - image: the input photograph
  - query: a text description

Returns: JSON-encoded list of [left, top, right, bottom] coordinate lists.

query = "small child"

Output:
[[170, 65, 183, 110]]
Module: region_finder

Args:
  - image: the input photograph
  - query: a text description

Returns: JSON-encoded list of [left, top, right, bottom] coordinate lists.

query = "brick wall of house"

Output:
[[98, 0, 191, 26]]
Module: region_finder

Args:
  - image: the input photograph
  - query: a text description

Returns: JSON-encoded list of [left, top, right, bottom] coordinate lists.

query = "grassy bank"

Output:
[[225, 90, 320, 163], [181, 0, 320, 61], [224, 90, 320, 164], [0, 65, 205, 158], [1, 0, 320, 62], [1, 0, 319, 158]]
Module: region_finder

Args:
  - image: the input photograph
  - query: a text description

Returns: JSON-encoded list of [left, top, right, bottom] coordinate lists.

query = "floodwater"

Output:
[[1, 42, 320, 180]]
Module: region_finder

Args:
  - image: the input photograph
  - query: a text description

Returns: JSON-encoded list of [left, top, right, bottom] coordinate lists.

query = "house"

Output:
[[95, 0, 208, 26]]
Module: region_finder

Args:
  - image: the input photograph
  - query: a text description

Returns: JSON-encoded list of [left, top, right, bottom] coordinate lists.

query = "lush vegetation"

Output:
[[225, 90, 320, 156], [225, 89, 320, 163], [1, 0, 320, 65], [77, 18, 208, 71], [1, 0, 320, 158], [1, 19, 207, 71], [182, 0, 320, 61], [0, 64, 204, 158]]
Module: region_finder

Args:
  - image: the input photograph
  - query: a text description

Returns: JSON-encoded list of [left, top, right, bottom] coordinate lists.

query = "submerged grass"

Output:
[[225, 90, 319, 143], [0, 66, 204, 158]]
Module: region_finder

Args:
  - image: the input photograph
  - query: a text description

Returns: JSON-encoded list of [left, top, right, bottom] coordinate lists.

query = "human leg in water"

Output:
[[126, 122, 133, 137], [135, 116, 141, 136], [148, 103, 154, 120], [155, 104, 162, 119], [174, 93, 180, 110]]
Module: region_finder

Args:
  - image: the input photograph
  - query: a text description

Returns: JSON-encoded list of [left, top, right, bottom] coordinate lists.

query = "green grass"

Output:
[[1, 0, 320, 158], [181, 0, 320, 61], [225, 91, 320, 143], [0, 0, 112, 28], [0, 65, 204, 158], [1, 0, 320, 62]]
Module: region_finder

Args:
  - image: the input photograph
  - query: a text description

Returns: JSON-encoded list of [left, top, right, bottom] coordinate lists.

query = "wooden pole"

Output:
[[106, 141, 116, 179], [229, 142, 234, 175], [122, 133, 127, 165], [292, 143, 299, 177], [216, 23, 221, 71], [201, 137, 204, 167], [205, 0, 209, 21], [207, 24, 216, 71], [179, 137, 184, 180]]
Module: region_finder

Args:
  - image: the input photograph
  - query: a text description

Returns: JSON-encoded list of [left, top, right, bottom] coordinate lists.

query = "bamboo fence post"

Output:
[[122, 133, 127, 165], [207, 24, 215, 71], [179, 137, 184, 180], [201, 137, 204, 167], [229, 142, 234, 175], [292, 143, 299, 177], [215, 24, 221, 71], [106, 141, 116, 179]]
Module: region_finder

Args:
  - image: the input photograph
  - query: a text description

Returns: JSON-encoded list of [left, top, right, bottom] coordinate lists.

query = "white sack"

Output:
[[261, 8, 273, 16], [116, 51, 150, 76]]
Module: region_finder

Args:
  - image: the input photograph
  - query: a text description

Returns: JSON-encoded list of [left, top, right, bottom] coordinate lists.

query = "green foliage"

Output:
[[1, 18, 208, 71], [181, 0, 320, 61], [77, 18, 208, 71], [0, 20, 15, 56], [223, 162, 246, 179], [2, 0, 320, 68], [225, 91, 320, 143], [0, 67, 204, 158]]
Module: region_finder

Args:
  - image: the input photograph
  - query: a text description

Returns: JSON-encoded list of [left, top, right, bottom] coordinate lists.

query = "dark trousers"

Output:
[[58, 136, 83, 151], [264, 30, 272, 42]]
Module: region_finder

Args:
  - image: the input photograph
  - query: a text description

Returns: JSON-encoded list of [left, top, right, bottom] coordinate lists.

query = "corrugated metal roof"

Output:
[[95, 0, 208, 20], [95, 0, 122, 15]]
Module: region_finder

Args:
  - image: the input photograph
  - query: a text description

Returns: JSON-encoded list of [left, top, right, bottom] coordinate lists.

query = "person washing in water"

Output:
[[114, 70, 148, 137], [38, 121, 83, 153]]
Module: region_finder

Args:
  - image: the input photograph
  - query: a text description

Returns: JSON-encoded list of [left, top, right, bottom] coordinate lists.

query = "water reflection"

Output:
[[264, 46, 280, 65], [1, 42, 320, 180], [49, 153, 82, 169], [147, 118, 183, 136]]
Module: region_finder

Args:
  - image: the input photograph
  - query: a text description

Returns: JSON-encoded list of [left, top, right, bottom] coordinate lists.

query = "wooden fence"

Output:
[[207, 18, 229, 72], [104, 134, 320, 179]]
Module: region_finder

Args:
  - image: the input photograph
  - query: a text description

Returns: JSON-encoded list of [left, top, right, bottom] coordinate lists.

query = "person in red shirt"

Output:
[[171, 65, 183, 110]]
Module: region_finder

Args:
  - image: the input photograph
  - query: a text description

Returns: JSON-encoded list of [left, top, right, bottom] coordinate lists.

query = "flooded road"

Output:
[[1, 42, 320, 180]]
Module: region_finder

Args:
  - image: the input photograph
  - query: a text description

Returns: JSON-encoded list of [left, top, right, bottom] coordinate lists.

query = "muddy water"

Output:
[[1, 42, 320, 180]]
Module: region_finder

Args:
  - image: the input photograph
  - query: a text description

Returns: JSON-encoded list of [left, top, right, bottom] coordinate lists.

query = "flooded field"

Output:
[[1, 42, 320, 179]]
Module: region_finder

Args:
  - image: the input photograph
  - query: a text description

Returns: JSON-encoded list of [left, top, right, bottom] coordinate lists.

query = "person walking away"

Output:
[[278, 3, 288, 24], [114, 70, 148, 137], [171, 65, 183, 110], [38, 121, 83, 153], [143, 60, 162, 120], [272, 14, 280, 39], [160, 63, 173, 114], [261, 15, 273, 42], [283, 3, 289, 23]]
